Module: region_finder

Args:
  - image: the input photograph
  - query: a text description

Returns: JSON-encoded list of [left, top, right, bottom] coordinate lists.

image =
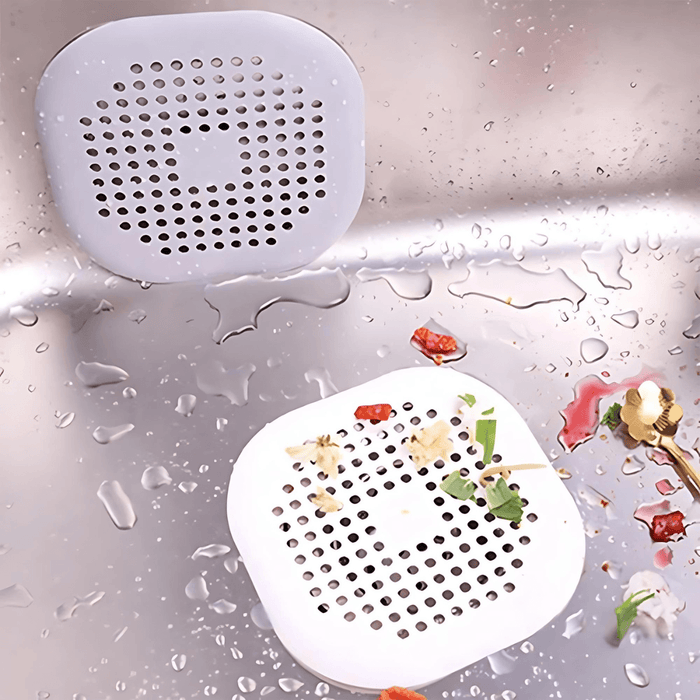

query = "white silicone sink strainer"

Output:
[[228, 367, 585, 692], [35, 11, 364, 283]]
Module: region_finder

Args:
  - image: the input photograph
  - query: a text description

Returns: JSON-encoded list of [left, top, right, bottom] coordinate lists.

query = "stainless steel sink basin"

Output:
[[2, 1, 699, 698]]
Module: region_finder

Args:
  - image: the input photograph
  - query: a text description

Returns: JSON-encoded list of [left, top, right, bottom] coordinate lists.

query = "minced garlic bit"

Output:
[[623, 570, 685, 637], [311, 486, 343, 513], [285, 435, 342, 478], [406, 420, 452, 468]]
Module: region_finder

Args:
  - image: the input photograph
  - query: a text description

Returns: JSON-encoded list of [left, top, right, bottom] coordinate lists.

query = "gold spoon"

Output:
[[620, 384, 700, 500]]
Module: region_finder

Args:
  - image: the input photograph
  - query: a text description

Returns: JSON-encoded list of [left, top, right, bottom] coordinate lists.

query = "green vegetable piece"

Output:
[[615, 589, 655, 640], [459, 393, 477, 407], [475, 419, 497, 465], [485, 477, 524, 524], [481, 407, 495, 415], [601, 402, 622, 430], [440, 470, 477, 501]]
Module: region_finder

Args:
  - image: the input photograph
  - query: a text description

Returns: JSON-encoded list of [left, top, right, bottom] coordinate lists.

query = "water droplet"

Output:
[[175, 394, 197, 417], [655, 479, 676, 495], [523, 364, 537, 372], [487, 650, 517, 675], [500, 235, 511, 250], [0, 583, 33, 608], [195, 360, 255, 406], [601, 560, 623, 579], [647, 231, 662, 250], [470, 687, 480, 697], [668, 346, 683, 356], [185, 575, 209, 601], [224, 556, 239, 574], [192, 544, 231, 560], [473, 51, 482, 59], [215, 634, 226, 646], [612, 310, 639, 329], [113, 626, 128, 642], [489, 59, 498, 67], [484, 121, 494, 131], [630, 81, 637, 88], [621, 456, 645, 475], [545, 363, 556, 373], [531, 233, 548, 246], [624, 663, 649, 688], [9, 306, 38, 326], [115, 681, 126, 692], [582, 245, 631, 289], [315, 683, 330, 697], [520, 641, 534, 653], [0, 544, 10, 556], [36, 342, 49, 353], [362, 315, 374, 323], [434, 219, 444, 231], [547, 83, 554, 91], [448, 260, 586, 309], [128, 309, 146, 324], [251, 601, 273, 630], [682, 314, 700, 339], [502, 692, 516, 700], [55, 590, 106, 621], [231, 646, 243, 659], [279, 678, 304, 693], [93, 299, 114, 314], [356, 267, 432, 300], [171, 654, 187, 671], [580, 338, 609, 363], [75, 361, 129, 388], [56, 412, 75, 429], [205, 268, 350, 343], [304, 367, 338, 399], [216, 417, 228, 431], [238, 677, 257, 693], [471, 223, 482, 239], [377, 345, 391, 358], [261, 687, 276, 696], [141, 466, 172, 490], [97, 481, 136, 529], [516, 46, 525, 56], [562, 609, 586, 638], [92, 423, 135, 444], [178, 481, 198, 494], [122, 386, 137, 399], [597, 204, 609, 216], [210, 599, 237, 614]]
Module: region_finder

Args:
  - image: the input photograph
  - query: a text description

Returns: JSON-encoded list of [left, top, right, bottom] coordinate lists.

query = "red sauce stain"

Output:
[[411, 327, 457, 364], [601, 562, 610, 572], [354, 404, 392, 421], [557, 366, 664, 452], [633, 499, 672, 530], [650, 511, 686, 542], [601, 371, 610, 378], [653, 546, 673, 569], [655, 479, 676, 495]]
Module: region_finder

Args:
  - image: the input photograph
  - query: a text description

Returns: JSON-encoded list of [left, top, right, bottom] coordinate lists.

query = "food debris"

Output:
[[354, 404, 392, 421], [411, 327, 457, 365], [458, 393, 476, 407], [621, 570, 684, 637], [650, 511, 685, 543], [310, 486, 343, 513], [556, 468, 572, 480], [378, 688, 426, 700], [615, 589, 655, 640], [285, 435, 342, 478], [440, 470, 477, 501], [475, 418, 497, 465], [407, 420, 452, 467], [485, 477, 524, 524], [601, 402, 622, 430]]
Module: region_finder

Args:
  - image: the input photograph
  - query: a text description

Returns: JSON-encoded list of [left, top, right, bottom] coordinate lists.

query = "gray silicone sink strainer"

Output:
[[35, 11, 365, 283], [228, 367, 585, 692]]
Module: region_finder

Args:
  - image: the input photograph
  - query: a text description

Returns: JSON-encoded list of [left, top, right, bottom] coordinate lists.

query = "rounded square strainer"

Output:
[[228, 367, 585, 692], [35, 11, 364, 282]]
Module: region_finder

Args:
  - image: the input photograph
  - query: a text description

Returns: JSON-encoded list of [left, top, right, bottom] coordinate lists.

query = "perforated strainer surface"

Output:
[[228, 368, 585, 692], [35, 11, 364, 282]]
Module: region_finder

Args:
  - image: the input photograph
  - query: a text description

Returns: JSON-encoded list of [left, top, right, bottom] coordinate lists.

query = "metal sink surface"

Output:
[[1, 1, 700, 699]]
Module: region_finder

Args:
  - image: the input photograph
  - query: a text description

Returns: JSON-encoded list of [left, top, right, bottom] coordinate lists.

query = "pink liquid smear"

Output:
[[557, 366, 664, 452], [653, 546, 673, 569], [655, 479, 677, 495], [633, 499, 686, 543], [646, 446, 694, 466]]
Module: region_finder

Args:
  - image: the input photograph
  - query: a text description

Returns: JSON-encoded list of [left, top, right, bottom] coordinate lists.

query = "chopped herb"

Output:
[[485, 477, 523, 524], [615, 589, 655, 640], [440, 470, 477, 501], [601, 402, 622, 430], [481, 407, 495, 415], [458, 393, 477, 407], [475, 419, 497, 465]]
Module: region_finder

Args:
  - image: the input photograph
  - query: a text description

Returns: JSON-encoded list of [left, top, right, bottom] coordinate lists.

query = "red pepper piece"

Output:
[[650, 510, 686, 542], [378, 688, 427, 700], [354, 404, 392, 421], [412, 327, 457, 356]]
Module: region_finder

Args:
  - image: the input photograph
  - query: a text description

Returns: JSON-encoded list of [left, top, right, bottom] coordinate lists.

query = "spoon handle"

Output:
[[659, 435, 700, 500]]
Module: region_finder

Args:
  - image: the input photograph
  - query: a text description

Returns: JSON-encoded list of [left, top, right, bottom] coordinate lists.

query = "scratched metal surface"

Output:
[[1, 1, 699, 699]]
